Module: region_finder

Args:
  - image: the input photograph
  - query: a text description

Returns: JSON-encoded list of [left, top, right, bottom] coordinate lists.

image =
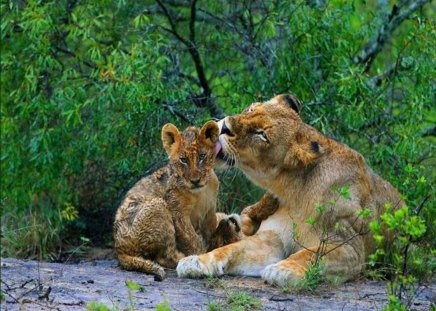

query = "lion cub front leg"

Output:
[[171, 210, 205, 255], [241, 192, 279, 236]]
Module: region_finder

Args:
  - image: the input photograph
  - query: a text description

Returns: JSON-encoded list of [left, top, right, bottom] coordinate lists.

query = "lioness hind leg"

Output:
[[118, 254, 166, 281], [262, 244, 363, 287]]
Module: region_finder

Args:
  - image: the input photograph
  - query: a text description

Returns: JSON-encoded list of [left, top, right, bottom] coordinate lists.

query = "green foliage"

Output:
[[125, 280, 144, 292], [155, 299, 171, 311], [86, 301, 114, 311], [227, 291, 262, 311], [1, 0, 434, 267], [207, 302, 225, 311], [297, 260, 325, 292], [370, 202, 431, 310], [205, 278, 261, 310]]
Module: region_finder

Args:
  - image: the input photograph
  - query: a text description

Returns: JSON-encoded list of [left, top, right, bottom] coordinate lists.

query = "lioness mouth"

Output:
[[215, 141, 235, 166]]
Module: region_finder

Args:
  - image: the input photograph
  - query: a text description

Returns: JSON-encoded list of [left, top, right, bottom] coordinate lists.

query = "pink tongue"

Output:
[[214, 141, 222, 155]]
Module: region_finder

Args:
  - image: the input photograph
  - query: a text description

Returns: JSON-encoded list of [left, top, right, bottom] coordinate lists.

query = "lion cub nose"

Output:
[[191, 178, 201, 186]]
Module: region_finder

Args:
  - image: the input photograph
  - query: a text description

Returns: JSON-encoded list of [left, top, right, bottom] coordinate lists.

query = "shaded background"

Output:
[[1, 0, 434, 262]]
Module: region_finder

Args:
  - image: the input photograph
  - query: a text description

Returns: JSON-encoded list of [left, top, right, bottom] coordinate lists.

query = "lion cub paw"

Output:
[[177, 255, 223, 278], [261, 263, 300, 287]]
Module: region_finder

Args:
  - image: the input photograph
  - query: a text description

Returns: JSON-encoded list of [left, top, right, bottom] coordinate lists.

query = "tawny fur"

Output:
[[177, 94, 403, 286], [114, 121, 239, 280], [209, 213, 244, 251], [240, 192, 279, 236]]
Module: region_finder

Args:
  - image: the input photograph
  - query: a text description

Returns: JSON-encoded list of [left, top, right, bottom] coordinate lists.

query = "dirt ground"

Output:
[[1, 257, 434, 311]]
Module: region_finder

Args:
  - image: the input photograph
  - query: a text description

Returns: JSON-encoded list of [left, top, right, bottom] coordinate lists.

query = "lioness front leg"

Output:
[[241, 192, 279, 236], [177, 231, 285, 278], [262, 243, 363, 287]]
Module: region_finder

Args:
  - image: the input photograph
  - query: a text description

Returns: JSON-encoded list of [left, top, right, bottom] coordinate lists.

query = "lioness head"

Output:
[[162, 121, 219, 190], [215, 94, 326, 187]]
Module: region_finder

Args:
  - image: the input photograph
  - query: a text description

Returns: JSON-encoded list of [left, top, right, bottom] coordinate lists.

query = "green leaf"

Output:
[[358, 208, 372, 218], [314, 203, 325, 214], [306, 216, 316, 226], [86, 301, 111, 311], [125, 280, 143, 291], [156, 299, 171, 311]]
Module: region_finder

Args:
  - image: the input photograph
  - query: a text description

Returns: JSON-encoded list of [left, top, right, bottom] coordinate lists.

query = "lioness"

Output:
[[114, 121, 240, 280], [177, 94, 403, 286]]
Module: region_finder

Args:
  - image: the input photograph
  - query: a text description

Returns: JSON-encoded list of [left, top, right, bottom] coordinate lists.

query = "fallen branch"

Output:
[[269, 295, 294, 302]]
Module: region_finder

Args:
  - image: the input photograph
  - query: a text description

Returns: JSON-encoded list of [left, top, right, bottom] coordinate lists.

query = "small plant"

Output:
[[299, 259, 325, 292], [207, 301, 225, 311], [370, 198, 430, 311], [207, 279, 262, 311], [124, 279, 144, 310], [227, 291, 262, 311], [125, 280, 144, 292], [291, 185, 368, 292], [205, 275, 226, 289], [86, 301, 114, 311], [155, 299, 171, 311]]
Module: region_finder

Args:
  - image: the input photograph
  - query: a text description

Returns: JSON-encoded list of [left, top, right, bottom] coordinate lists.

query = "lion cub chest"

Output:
[[178, 173, 219, 232]]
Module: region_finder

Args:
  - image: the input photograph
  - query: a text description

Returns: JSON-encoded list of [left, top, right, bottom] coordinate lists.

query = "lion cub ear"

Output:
[[161, 123, 181, 155], [199, 120, 219, 147]]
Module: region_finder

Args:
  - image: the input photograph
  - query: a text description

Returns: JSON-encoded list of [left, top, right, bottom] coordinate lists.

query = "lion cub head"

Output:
[[162, 121, 219, 190], [215, 94, 327, 187]]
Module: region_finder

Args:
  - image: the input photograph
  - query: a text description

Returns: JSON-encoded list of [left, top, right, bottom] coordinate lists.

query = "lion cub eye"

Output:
[[199, 153, 206, 163], [179, 157, 188, 165], [255, 130, 268, 142]]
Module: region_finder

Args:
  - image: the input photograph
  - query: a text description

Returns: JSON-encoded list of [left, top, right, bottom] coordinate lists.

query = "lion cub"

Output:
[[114, 121, 238, 280]]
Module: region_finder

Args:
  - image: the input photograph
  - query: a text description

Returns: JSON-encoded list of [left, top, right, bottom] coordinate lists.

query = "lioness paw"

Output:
[[262, 263, 300, 287], [177, 255, 222, 278], [241, 214, 257, 236]]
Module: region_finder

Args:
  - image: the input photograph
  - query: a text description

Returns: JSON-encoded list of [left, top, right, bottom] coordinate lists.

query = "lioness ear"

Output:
[[161, 123, 181, 155], [200, 120, 219, 146], [277, 94, 301, 114], [284, 132, 324, 167]]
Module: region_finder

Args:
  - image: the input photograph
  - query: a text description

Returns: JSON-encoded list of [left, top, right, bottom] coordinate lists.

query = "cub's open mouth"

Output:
[[214, 141, 235, 166]]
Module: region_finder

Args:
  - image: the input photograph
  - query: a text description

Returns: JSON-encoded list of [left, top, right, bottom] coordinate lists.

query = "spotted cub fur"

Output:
[[113, 121, 239, 280]]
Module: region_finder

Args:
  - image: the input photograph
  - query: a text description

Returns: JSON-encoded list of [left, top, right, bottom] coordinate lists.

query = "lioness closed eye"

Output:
[[177, 94, 403, 287], [113, 121, 239, 280]]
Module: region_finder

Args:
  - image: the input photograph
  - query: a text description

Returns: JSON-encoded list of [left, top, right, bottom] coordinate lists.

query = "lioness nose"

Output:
[[220, 121, 234, 136], [191, 178, 201, 186]]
